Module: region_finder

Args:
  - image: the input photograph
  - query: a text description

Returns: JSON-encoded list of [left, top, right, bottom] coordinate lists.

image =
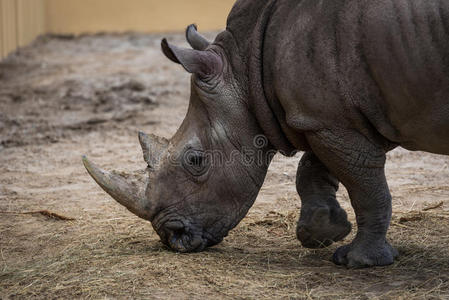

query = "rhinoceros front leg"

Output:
[[306, 129, 399, 268], [296, 152, 352, 248]]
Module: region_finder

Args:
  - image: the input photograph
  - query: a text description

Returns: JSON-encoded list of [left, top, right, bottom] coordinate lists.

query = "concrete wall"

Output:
[[0, 0, 235, 60], [45, 0, 235, 34], [0, 0, 46, 59]]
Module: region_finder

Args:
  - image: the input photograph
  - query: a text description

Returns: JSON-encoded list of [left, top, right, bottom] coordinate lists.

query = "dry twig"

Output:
[[422, 201, 444, 211], [0, 210, 76, 221]]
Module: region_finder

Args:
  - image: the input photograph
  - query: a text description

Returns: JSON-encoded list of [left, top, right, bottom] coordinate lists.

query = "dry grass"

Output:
[[1, 209, 448, 299]]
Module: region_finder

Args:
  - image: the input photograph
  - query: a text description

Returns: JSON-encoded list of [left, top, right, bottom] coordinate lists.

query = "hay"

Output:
[[1, 210, 448, 299]]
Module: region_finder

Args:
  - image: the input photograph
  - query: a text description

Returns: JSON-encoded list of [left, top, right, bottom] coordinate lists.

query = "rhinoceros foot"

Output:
[[333, 239, 399, 268], [296, 204, 352, 249]]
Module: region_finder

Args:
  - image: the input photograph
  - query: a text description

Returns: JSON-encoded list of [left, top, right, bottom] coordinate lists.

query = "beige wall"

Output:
[[45, 0, 235, 34], [0, 0, 46, 59], [0, 0, 235, 60]]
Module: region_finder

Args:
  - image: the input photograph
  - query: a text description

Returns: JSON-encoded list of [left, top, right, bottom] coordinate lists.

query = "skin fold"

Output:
[[83, 0, 449, 268]]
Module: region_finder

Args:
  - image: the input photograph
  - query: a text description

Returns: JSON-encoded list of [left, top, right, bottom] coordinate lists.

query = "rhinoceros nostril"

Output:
[[164, 222, 187, 242], [164, 221, 185, 232]]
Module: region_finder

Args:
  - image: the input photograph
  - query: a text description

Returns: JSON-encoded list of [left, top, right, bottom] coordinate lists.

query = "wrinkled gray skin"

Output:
[[83, 0, 449, 268]]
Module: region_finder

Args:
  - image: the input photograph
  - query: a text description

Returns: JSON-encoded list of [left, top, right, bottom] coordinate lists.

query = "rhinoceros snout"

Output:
[[158, 221, 207, 253]]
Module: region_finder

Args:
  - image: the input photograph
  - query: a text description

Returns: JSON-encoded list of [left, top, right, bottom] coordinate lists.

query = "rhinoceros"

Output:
[[82, 0, 449, 268]]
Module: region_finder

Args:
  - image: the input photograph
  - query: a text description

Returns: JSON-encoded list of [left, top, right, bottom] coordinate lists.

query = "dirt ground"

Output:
[[0, 32, 448, 299]]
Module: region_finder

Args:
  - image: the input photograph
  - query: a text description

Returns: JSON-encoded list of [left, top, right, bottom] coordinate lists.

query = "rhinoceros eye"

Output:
[[183, 150, 209, 176]]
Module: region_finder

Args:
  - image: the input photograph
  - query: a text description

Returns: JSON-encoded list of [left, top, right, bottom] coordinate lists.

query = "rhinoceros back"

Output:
[[250, 0, 449, 154]]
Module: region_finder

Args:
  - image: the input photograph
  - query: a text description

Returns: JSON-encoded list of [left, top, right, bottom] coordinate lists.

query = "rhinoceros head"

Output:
[[83, 25, 275, 252]]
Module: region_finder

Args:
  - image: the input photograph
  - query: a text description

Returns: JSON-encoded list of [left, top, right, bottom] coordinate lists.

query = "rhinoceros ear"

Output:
[[185, 24, 211, 51], [161, 38, 222, 78]]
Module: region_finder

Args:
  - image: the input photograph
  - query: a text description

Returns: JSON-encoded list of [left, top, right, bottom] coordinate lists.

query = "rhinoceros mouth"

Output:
[[152, 215, 205, 252], [152, 212, 224, 253], [164, 221, 206, 252]]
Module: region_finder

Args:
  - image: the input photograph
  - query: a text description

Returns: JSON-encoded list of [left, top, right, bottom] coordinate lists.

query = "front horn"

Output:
[[82, 156, 151, 220]]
